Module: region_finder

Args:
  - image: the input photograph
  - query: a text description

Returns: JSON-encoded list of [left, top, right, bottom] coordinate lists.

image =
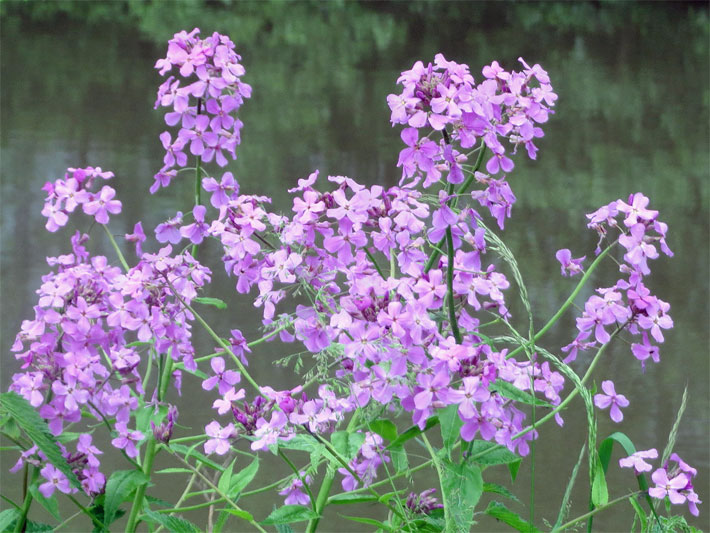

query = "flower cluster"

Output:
[[620, 450, 701, 516], [562, 193, 674, 378], [387, 55, 556, 229], [41, 167, 120, 231], [11, 182, 210, 494], [152, 28, 251, 193]]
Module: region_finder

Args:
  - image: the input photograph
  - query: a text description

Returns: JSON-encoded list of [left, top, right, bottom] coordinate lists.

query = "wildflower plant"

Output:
[[0, 28, 701, 532]]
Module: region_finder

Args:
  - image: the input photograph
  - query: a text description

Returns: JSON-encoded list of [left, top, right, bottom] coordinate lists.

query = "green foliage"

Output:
[[439, 404, 463, 459], [0, 392, 82, 490], [103, 469, 149, 527], [142, 509, 201, 533], [193, 296, 228, 309], [440, 459, 483, 532], [485, 501, 542, 532], [260, 505, 318, 525], [330, 430, 366, 463], [217, 457, 259, 500]]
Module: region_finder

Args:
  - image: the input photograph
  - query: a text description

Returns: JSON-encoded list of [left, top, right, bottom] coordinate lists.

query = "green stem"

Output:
[[66, 495, 105, 530], [163, 277, 263, 395], [278, 449, 316, 510], [506, 242, 615, 360], [13, 466, 35, 533], [306, 412, 360, 533], [191, 97, 203, 259], [365, 248, 387, 280], [163, 446, 267, 533], [552, 491, 641, 532], [423, 139, 486, 273], [445, 226, 462, 343], [102, 224, 130, 272], [422, 434, 450, 527], [124, 438, 157, 532]]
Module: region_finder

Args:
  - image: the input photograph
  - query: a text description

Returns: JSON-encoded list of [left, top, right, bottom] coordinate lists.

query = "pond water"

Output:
[[1, 3, 708, 530]]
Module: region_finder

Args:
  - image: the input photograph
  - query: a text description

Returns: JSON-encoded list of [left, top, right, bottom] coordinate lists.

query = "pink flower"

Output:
[[594, 380, 629, 423]]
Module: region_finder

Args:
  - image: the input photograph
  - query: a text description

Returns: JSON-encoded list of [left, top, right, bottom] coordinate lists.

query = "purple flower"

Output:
[[619, 448, 658, 474], [82, 185, 122, 224], [594, 380, 629, 423], [111, 422, 145, 458], [202, 356, 241, 395], [38, 464, 74, 498], [555, 249, 585, 277], [649, 468, 689, 505], [204, 420, 235, 455], [278, 472, 312, 506]]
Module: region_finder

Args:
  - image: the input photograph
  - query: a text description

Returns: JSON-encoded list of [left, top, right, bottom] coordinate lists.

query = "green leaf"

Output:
[[143, 509, 201, 533], [470, 440, 520, 465], [228, 458, 259, 498], [441, 459, 483, 531], [368, 419, 398, 442], [144, 494, 172, 508], [484, 501, 541, 532], [628, 496, 648, 532], [103, 469, 149, 526], [193, 296, 228, 309], [0, 509, 20, 532], [0, 392, 82, 490], [170, 443, 225, 472], [28, 483, 61, 521], [387, 416, 439, 449], [275, 524, 294, 533], [591, 458, 609, 507], [508, 459, 521, 482], [331, 431, 366, 463], [135, 404, 167, 440], [328, 493, 379, 505], [219, 508, 255, 521], [218, 458, 235, 496], [340, 515, 393, 530], [439, 404, 462, 458], [0, 415, 21, 440], [389, 444, 409, 473], [277, 434, 321, 452], [483, 482, 520, 503], [489, 381, 552, 407], [155, 468, 193, 475], [260, 505, 318, 525]]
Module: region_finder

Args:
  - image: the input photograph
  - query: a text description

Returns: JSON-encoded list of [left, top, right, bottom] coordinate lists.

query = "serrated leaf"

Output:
[[260, 505, 318, 525], [368, 419, 398, 442], [0, 392, 82, 490], [193, 296, 228, 309], [387, 416, 439, 449], [29, 483, 61, 521], [275, 525, 294, 533], [439, 404, 463, 458], [470, 440, 520, 465], [331, 431, 366, 463], [104, 469, 149, 526], [441, 459, 483, 531], [0, 415, 21, 440], [483, 482, 520, 503], [277, 434, 321, 452], [144, 494, 172, 507], [0, 509, 19, 531], [484, 501, 541, 532], [340, 515, 394, 530], [328, 493, 379, 505], [489, 381, 552, 407], [143, 509, 201, 532]]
